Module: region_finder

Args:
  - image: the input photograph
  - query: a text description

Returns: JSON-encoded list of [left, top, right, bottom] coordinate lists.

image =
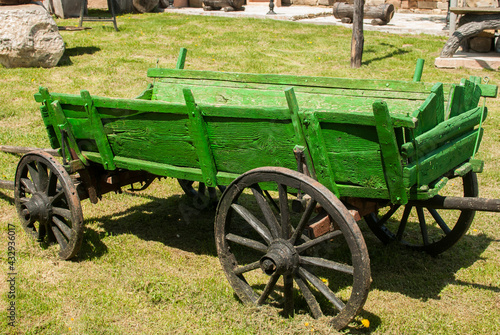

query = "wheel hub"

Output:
[[260, 239, 299, 275], [21, 192, 50, 225]]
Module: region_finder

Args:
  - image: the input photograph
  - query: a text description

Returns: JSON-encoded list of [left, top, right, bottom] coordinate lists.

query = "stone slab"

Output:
[[435, 52, 500, 70]]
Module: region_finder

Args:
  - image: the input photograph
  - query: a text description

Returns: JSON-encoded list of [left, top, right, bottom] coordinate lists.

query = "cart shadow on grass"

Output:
[[74, 188, 496, 332]]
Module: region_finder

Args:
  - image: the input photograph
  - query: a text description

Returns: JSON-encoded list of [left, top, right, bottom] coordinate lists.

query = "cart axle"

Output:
[[412, 196, 500, 212]]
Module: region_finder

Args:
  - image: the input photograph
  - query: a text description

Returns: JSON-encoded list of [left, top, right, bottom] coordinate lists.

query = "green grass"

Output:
[[1, 12, 500, 334]]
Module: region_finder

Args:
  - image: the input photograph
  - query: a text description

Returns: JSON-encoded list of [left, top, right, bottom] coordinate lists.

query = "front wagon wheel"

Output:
[[364, 172, 478, 256], [14, 151, 84, 260], [215, 167, 371, 330]]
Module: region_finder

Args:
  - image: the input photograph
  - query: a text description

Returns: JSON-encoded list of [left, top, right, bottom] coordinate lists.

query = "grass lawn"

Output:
[[1, 11, 499, 334]]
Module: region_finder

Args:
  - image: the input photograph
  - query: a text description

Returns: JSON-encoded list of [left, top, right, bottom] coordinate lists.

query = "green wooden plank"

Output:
[[200, 105, 291, 120], [154, 77, 431, 101], [152, 80, 425, 117], [404, 129, 482, 187], [82, 152, 240, 186], [328, 151, 387, 189], [148, 68, 436, 93], [317, 110, 417, 129], [373, 100, 408, 205], [478, 83, 497, 98], [301, 111, 339, 197], [81, 90, 116, 171], [336, 184, 389, 199], [401, 106, 484, 159], [184, 89, 218, 187], [103, 113, 198, 169], [206, 117, 297, 175], [411, 83, 444, 137], [37, 92, 189, 117]]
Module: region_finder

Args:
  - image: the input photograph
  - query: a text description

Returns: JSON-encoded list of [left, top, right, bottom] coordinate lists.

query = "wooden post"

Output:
[[351, 0, 364, 68]]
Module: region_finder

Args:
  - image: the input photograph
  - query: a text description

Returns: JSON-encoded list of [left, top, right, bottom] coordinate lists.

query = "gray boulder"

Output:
[[0, 3, 65, 68]]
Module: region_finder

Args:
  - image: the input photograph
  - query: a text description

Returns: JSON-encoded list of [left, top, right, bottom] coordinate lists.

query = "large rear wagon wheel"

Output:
[[215, 167, 371, 330], [364, 172, 478, 256], [14, 151, 83, 260]]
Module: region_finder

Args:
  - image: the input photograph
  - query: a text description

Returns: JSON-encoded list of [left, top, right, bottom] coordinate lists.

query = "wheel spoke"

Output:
[[26, 162, 40, 191], [21, 177, 36, 194], [52, 207, 72, 221], [257, 271, 281, 305], [300, 256, 354, 275], [52, 216, 73, 239], [231, 204, 273, 245], [427, 207, 451, 235], [298, 267, 345, 311], [396, 205, 412, 241], [233, 261, 261, 275], [47, 171, 58, 195], [283, 274, 294, 317], [295, 230, 343, 254], [278, 183, 290, 238], [416, 207, 429, 245], [51, 225, 68, 250], [294, 276, 323, 319], [251, 184, 280, 239], [36, 161, 49, 192], [290, 199, 317, 245], [264, 190, 280, 213], [225, 233, 268, 253], [378, 205, 400, 226], [49, 190, 65, 206]]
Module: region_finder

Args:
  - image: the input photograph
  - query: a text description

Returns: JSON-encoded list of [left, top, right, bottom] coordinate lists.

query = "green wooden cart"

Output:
[[8, 49, 500, 329]]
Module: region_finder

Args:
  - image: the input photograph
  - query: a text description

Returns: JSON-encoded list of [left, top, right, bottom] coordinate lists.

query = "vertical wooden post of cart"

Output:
[[373, 100, 408, 205], [183, 89, 219, 189]]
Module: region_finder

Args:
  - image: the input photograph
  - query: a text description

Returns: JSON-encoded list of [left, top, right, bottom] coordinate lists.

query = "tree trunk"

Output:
[[351, 0, 364, 68], [440, 14, 500, 57]]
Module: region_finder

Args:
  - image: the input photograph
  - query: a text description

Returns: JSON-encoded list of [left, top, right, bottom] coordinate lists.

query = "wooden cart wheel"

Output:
[[178, 179, 224, 210], [364, 172, 478, 256], [14, 151, 84, 260], [215, 167, 371, 330]]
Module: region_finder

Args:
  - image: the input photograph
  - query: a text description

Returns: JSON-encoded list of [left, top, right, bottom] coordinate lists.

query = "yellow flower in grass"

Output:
[[361, 318, 370, 328], [320, 277, 329, 286]]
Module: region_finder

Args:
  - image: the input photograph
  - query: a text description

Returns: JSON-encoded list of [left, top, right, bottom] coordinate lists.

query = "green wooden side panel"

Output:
[[447, 79, 482, 119], [320, 122, 387, 190], [204, 117, 298, 175], [401, 106, 484, 160], [404, 129, 482, 188], [411, 83, 444, 136], [102, 113, 199, 169]]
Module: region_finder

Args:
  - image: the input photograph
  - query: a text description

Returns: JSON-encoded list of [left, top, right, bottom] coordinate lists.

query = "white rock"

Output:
[[0, 3, 65, 68]]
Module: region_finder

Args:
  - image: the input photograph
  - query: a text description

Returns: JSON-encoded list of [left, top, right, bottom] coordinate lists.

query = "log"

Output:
[[441, 14, 500, 57], [334, 2, 395, 25]]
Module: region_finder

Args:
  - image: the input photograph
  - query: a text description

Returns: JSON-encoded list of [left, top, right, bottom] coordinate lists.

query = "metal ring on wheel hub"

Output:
[[260, 239, 299, 275]]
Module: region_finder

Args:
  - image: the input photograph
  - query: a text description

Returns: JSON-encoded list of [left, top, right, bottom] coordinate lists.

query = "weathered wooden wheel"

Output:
[[215, 167, 371, 330], [14, 151, 84, 260], [365, 172, 478, 256], [178, 179, 224, 209]]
